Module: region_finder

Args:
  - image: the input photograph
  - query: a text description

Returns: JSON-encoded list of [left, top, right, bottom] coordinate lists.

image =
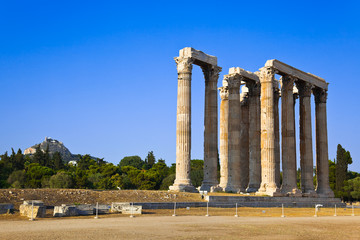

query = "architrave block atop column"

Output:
[[265, 59, 328, 90], [179, 47, 217, 66]]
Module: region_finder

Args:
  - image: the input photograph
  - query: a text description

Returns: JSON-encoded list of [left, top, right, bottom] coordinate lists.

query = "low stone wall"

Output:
[[132, 197, 345, 209], [205, 196, 345, 208]]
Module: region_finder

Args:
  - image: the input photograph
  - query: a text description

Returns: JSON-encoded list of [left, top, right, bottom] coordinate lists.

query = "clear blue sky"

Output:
[[1, 1, 359, 172]]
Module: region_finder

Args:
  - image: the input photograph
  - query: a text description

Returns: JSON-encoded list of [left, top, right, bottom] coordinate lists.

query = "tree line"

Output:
[[0, 144, 359, 202], [0, 146, 204, 191]]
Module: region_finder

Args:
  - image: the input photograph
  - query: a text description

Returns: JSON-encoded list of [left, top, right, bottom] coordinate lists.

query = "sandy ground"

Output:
[[0, 215, 359, 240]]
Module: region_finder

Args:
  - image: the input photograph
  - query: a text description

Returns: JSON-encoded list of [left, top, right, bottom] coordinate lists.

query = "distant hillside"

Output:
[[24, 137, 80, 163]]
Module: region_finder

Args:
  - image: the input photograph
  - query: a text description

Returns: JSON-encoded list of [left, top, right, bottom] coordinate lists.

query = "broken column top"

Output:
[[265, 59, 328, 90], [228, 67, 260, 83], [179, 47, 217, 66]]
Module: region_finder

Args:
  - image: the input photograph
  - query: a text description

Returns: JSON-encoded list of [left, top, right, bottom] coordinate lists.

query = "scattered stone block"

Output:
[[53, 205, 77, 217], [20, 205, 46, 218], [122, 205, 142, 215], [74, 204, 94, 215], [111, 202, 131, 213], [94, 204, 111, 214], [111, 202, 142, 214], [0, 204, 14, 214]]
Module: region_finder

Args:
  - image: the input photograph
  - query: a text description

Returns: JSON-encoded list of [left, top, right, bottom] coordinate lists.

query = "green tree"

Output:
[[335, 144, 352, 198], [150, 160, 169, 185], [44, 145, 51, 168], [52, 152, 64, 170], [88, 173, 103, 188], [13, 149, 25, 170], [25, 163, 54, 188], [7, 170, 26, 188], [169, 163, 176, 175], [121, 166, 141, 188], [329, 160, 336, 191], [344, 177, 360, 201], [32, 145, 45, 165], [0, 152, 12, 188], [190, 159, 204, 187], [135, 170, 158, 190], [144, 151, 156, 169], [74, 169, 91, 189], [297, 168, 301, 189], [49, 172, 73, 188], [78, 154, 96, 171], [119, 156, 144, 169], [160, 174, 175, 190]]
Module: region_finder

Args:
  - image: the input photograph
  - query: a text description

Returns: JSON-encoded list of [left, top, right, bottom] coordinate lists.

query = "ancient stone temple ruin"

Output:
[[169, 47, 334, 198]]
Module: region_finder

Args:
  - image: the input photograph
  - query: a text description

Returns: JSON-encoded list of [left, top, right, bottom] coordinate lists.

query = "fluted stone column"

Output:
[[280, 75, 301, 195], [200, 65, 222, 191], [169, 57, 196, 192], [296, 81, 316, 195], [314, 88, 334, 197], [223, 75, 241, 192], [246, 81, 261, 193], [219, 86, 229, 189], [240, 89, 249, 192], [274, 86, 281, 188], [257, 67, 280, 196]]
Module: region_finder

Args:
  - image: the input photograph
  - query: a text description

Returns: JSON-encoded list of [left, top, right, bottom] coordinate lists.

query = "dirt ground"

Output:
[[0, 215, 359, 240]]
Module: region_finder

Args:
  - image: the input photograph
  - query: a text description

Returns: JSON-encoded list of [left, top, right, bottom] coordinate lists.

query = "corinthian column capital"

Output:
[[201, 65, 222, 82], [174, 57, 193, 73], [296, 81, 313, 98], [259, 67, 275, 83], [224, 75, 242, 89], [314, 88, 328, 103], [219, 86, 229, 100], [281, 75, 296, 91]]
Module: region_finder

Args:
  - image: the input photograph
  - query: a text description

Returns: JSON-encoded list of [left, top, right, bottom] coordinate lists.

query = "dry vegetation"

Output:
[[0, 189, 203, 209]]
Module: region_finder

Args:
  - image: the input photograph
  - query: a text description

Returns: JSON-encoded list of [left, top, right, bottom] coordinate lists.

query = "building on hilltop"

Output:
[[24, 137, 78, 163]]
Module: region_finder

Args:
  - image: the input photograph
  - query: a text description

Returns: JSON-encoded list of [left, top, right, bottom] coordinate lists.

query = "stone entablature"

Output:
[[179, 47, 217, 66], [265, 59, 328, 90]]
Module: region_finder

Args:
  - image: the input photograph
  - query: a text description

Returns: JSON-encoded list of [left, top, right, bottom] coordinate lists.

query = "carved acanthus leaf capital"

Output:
[[219, 86, 229, 100], [296, 81, 313, 97], [281, 75, 296, 91], [224, 74, 242, 89], [201, 65, 222, 82], [314, 88, 328, 104], [174, 57, 193, 73], [259, 67, 275, 83]]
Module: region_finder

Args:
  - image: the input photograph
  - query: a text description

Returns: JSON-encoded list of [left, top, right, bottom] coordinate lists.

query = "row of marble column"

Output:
[[169, 55, 333, 197], [218, 66, 334, 197]]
